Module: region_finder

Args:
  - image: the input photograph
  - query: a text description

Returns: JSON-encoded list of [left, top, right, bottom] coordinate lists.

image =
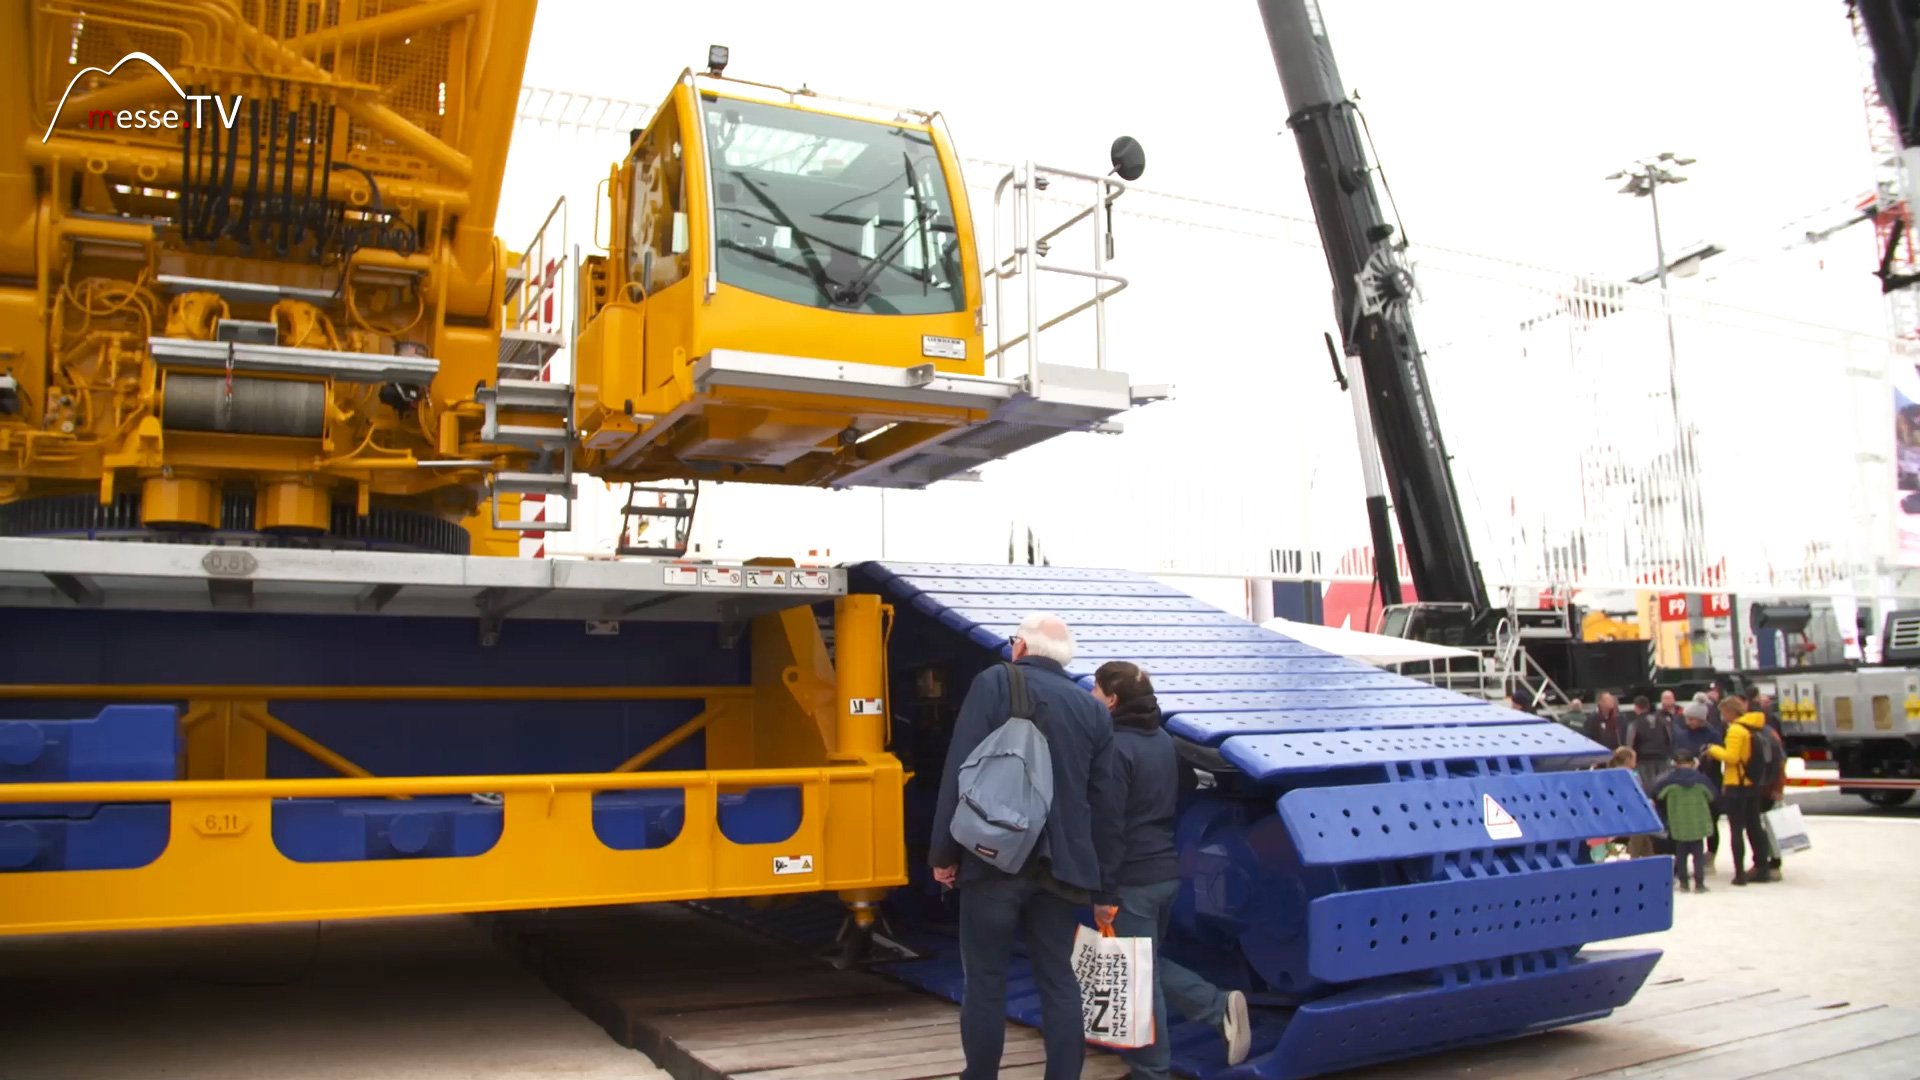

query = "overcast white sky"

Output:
[[518, 0, 1879, 287], [506, 1, 1897, 602]]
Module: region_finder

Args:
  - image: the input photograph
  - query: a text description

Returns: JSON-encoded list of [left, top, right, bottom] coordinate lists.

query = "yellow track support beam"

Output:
[[233, 702, 392, 786], [613, 707, 723, 773], [0, 764, 907, 936], [182, 701, 266, 781], [0, 685, 753, 702], [833, 595, 887, 759]]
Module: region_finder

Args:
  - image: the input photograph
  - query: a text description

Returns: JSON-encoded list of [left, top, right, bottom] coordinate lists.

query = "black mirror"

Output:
[[1110, 136, 1146, 182]]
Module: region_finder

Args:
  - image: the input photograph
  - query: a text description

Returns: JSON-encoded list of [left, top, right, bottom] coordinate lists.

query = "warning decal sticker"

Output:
[[1483, 793, 1522, 841], [772, 854, 814, 875]]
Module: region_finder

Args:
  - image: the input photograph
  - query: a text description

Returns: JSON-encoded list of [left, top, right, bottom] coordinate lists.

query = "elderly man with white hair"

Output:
[[930, 612, 1126, 1080]]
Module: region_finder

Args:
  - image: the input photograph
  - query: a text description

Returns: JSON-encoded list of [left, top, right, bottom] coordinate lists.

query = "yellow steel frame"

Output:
[[0, 596, 907, 936], [0, 764, 904, 936]]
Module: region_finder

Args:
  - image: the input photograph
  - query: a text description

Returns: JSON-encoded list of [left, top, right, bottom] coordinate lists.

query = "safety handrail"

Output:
[[983, 161, 1132, 399], [0, 763, 887, 804], [511, 194, 569, 370]]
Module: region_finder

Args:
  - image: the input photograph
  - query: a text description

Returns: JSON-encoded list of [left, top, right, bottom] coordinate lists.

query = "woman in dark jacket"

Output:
[[1090, 662, 1250, 1077]]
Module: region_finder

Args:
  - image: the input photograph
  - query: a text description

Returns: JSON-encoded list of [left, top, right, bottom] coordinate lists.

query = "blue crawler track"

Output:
[[851, 562, 1667, 1079]]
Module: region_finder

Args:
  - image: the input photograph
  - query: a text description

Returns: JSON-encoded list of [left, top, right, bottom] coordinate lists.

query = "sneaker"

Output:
[[1676, 881, 1691, 893], [1732, 874, 1748, 887], [1693, 882, 1709, 893], [1222, 989, 1251, 1067]]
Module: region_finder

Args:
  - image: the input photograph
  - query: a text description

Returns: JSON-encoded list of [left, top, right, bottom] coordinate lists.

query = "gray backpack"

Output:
[[949, 663, 1055, 874]]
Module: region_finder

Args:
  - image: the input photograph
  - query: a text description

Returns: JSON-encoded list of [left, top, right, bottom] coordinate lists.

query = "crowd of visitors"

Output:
[[1572, 683, 1789, 888]]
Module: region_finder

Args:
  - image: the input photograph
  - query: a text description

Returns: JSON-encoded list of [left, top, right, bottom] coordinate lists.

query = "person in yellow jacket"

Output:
[[1706, 697, 1775, 886]]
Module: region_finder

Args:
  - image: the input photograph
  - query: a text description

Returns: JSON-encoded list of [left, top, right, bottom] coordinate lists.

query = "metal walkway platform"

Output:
[[851, 562, 1669, 1080]]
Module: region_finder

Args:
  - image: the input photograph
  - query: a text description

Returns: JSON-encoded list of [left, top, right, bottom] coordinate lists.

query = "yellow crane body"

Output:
[[0, 3, 1151, 939]]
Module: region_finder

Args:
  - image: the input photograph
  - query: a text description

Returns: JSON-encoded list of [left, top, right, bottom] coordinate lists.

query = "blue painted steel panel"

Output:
[[1167, 704, 1538, 745], [975, 624, 1292, 643], [1255, 950, 1663, 1079], [715, 786, 803, 846], [0, 706, 177, 792], [1075, 642, 1345, 659], [267, 700, 709, 781], [0, 805, 170, 872], [0, 609, 749, 692], [928, 593, 1225, 612], [863, 563, 1155, 583], [272, 797, 504, 862], [932, 606, 1251, 628], [593, 791, 686, 850], [1221, 724, 1608, 782], [1078, 672, 1420, 694], [1305, 859, 1674, 982], [268, 785, 804, 864], [1279, 770, 1662, 865], [1159, 688, 1464, 713], [1067, 657, 1377, 678], [0, 610, 747, 780]]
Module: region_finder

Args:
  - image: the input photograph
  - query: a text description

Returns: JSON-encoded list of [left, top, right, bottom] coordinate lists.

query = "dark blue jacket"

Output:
[[929, 657, 1126, 898], [1108, 695, 1180, 888], [1674, 721, 1721, 763], [1650, 765, 1719, 803]]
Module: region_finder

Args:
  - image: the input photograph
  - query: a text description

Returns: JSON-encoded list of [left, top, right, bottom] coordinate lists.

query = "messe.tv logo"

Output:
[[42, 51, 242, 142]]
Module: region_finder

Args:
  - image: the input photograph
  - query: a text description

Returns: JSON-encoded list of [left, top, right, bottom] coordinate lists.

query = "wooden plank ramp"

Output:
[[483, 904, 1919, 1080], [1331, 972, 1920, 1080], [479, 904, 1126, 1080]]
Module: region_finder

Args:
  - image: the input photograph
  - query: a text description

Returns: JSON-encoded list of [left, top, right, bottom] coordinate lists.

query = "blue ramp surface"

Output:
[[853, 562, 1666, 1080]]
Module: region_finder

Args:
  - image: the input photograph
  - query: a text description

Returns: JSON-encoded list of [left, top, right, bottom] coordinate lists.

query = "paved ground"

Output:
[[1607, 797, 1920, 1009], [1794, 787, 1920, 818], [1, 798, 1909, 1079], [0, 916, 668, 1080]]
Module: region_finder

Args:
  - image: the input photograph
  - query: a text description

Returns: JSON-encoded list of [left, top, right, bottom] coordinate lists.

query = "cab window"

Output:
[[627, 106, 690, 295]]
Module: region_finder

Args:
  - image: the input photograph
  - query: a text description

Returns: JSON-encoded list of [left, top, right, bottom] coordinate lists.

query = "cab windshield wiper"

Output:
[[731, 171, 839, 305], [832, 152, 936, 309]]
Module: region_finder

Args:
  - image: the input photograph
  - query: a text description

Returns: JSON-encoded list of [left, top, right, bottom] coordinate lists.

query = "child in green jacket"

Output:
[[1653, 751, 1718, 892]]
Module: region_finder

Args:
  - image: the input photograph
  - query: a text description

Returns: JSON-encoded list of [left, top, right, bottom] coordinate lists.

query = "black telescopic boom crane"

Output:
[[1256, 0, 1490, 613]]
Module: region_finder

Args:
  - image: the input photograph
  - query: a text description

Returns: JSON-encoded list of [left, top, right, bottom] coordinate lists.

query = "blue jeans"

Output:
[[1113, 879, 1228, 1080], [959, 873, 1085, 1080]]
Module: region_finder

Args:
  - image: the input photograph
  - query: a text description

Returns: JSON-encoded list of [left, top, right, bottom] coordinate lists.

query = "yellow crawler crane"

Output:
[[1, 7, 1153, 550], [0, 6, 1154, 945], [2, 0, 544, 553]]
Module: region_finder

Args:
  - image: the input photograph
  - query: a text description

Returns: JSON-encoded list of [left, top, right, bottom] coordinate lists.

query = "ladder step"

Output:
[[499, 328, 565, 374], [488, 423, 571, 450], [617, 544, 691, 558], [622, 505, 695, 518], [493, 472, 576, 497], [489, 378, 572, 411]]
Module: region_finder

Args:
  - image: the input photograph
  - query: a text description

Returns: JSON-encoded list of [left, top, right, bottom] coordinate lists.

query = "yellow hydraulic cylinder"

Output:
[[833, 595, 887, 759]]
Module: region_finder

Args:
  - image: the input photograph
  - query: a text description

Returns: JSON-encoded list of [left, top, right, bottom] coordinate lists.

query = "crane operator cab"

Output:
[[554, 49, 1166, 491]]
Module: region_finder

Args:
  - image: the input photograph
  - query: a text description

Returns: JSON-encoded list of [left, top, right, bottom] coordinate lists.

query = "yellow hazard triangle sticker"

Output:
[[1483, 793, 1522, 841]]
